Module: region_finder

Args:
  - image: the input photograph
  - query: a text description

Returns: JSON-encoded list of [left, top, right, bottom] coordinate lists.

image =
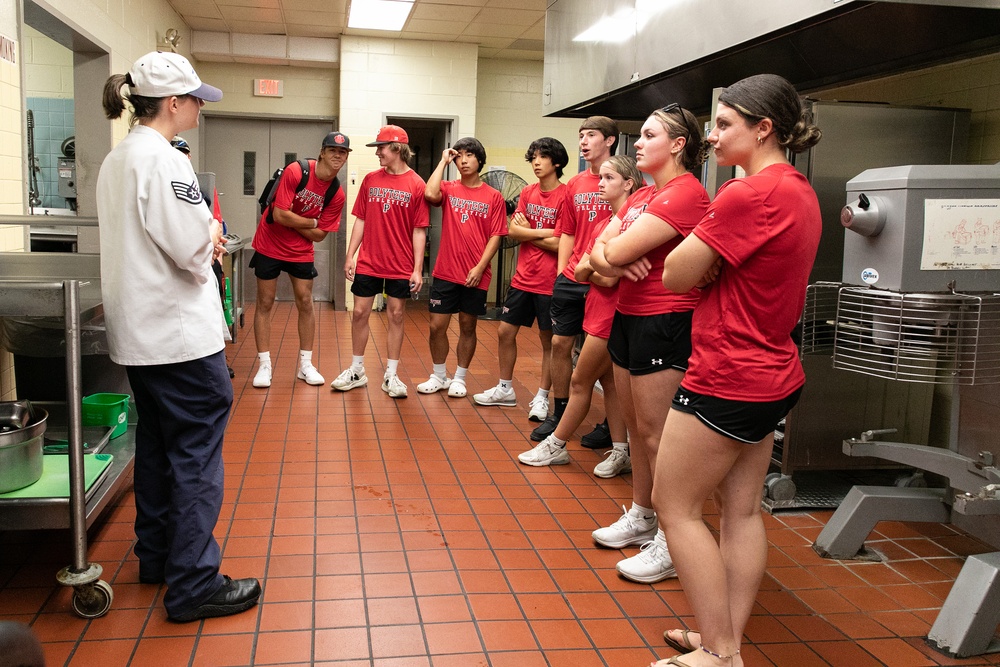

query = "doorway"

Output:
[[385, 116, 453, 290], [201, 116, 345, 305]]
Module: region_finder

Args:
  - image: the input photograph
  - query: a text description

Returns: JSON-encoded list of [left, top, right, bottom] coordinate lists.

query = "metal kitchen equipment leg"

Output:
[[54, 280, 112, 618], [926, 551, 1000, 657], [813, 485, 950, 559]]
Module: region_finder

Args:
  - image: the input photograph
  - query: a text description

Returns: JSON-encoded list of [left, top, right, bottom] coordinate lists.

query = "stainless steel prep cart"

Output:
[[0, 236, 134, 619]]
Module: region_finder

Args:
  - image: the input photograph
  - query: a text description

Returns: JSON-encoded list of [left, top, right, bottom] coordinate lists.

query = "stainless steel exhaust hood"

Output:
[[542, 0, 1000, 119]]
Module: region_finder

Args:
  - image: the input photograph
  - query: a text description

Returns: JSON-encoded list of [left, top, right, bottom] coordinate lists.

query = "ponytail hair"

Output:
[[650, 106, 710, 172], [101, 72, 163, 128]]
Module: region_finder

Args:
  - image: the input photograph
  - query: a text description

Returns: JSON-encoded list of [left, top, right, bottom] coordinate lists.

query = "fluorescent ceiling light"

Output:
[[348, 0, 415, 31]]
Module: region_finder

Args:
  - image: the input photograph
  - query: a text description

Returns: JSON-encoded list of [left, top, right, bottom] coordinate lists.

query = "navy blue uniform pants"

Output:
[[126, 351, 232, 617]]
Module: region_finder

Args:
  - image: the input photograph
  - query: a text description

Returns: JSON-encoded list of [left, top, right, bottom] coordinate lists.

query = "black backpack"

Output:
[[258, 158, 340, 224]]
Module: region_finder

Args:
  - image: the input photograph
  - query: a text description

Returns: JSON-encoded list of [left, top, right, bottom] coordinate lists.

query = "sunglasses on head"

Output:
[[660, 103, 680, 114]]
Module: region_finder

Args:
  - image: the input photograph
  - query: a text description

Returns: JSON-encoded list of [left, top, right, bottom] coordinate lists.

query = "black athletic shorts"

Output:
[[351, 273, 412, 299], [671, 386, 803, 444], [249, 251, 318, 281], [549, 274, 590, 337], [428, 278, 487, 316], [607, 310, 692, 375], [500, 287, 552, 331]]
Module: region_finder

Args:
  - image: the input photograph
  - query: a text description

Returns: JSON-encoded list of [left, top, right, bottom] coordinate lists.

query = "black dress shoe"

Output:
[[530, 414, 560, 442], [580, 419, 612, 449], [169, 575, 262, 622]]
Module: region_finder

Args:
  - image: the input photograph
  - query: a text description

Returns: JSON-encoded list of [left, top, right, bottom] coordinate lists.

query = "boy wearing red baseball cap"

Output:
[[332, 125, 430, 398]]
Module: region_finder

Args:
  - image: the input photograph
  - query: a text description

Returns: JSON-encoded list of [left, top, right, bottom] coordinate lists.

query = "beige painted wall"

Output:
[[0, 36, 19, 398], [812, 52, 1000, 165], [194, 62, 338, 119], [22, 25, 72, 99], [476, 58, 580, 184]]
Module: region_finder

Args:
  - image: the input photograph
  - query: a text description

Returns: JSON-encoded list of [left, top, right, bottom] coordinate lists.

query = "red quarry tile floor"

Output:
[[2, 301, 999, 666]]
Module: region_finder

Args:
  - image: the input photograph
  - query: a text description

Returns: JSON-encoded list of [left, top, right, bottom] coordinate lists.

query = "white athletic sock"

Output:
[[612, 441, 628, 452], [550, 435, 567, 448], [299, 350, 312, 365], [499, 379, 513, 390], [454, 366, 468, 382], [535, 387, 549, 400], [432, 363, 447, 380], [351, 355, 365, 371], [386, 359, 400, 376], [630, 503, 655, 521], [258, 352, 271, 366]]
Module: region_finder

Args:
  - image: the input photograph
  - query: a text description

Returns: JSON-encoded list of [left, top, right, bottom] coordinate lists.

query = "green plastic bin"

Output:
[[82, 393, 129, 439]]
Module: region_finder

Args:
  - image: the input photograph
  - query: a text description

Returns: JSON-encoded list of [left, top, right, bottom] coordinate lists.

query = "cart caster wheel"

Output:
[[765, 473, 796, 501], [71, 579, 113, 619]]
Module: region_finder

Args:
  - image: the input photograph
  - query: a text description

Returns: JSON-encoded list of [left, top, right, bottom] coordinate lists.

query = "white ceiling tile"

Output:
[[410, 3, 480, 22]]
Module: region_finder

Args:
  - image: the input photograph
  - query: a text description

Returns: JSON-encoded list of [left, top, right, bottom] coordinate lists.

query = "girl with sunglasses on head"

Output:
[[589, 105, 710, 584], [651, 74, 822, 667]]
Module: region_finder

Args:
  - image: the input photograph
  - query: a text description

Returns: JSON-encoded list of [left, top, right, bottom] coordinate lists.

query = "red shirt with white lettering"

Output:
[[251, 159, 345, 262], [683, 163, 821, 401], [556, 170, 614, 281], [509, 182, 569, 296], [352, 168, 430, 280], [614, 172, 709, 316], [431, 180, 508, 291]]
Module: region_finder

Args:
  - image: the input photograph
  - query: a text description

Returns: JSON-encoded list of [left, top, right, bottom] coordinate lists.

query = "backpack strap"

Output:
[[297, 158, 311, 193]]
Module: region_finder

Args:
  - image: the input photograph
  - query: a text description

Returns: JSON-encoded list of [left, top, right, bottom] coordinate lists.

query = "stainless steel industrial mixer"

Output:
[[813, 164, 1000, 657]]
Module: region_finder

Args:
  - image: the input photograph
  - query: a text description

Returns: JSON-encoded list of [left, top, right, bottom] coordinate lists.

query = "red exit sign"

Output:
[[254, 79, 284, 97]]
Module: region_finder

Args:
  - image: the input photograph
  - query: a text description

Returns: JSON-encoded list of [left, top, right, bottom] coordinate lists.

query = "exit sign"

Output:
[[254, 79, 284, 97]]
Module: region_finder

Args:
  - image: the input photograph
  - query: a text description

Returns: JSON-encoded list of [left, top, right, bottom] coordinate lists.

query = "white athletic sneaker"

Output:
[[517, 435, 570, 467], [296, 363, 325, 386], [592, 506, 658, 548], [616, 532, 677, 583], [447, 378, 467, 398], [382, 374, 408, 398], [331, 367, 368, 391], [593, 448, 632, 479], [473, 384, 516, 407], [417, 375, 451, 394], [252, 364, 272, 388], [527, 395, 549, 421]]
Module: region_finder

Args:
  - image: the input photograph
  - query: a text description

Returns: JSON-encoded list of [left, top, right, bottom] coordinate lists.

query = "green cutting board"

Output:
[[0, 453, 113, 499]]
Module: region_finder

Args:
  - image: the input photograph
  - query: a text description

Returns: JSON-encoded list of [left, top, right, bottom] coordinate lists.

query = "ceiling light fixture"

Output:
[[347, 0, 415, 31]]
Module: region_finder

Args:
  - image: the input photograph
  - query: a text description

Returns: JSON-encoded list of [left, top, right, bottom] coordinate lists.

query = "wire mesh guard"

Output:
[[800, 282, 843, 356], [832, 287, 1000, 385]]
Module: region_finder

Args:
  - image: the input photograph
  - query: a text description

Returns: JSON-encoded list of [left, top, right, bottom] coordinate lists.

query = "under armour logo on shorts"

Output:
[[430, 298, 442, 306], [651, 358, 663, 365], [676, 393, 690, 405]]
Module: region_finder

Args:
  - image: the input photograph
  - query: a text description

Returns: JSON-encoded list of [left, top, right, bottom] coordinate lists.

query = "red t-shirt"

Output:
[[251, 160, 345, 262], [352, 168, 430, 280], [582, 236, 618, 339], [556, 170, 613, 282], [509, 182, 569, 296], [614, 173, 709, 316], [431, 180, 508, 291], [683, 163, 822, 401]]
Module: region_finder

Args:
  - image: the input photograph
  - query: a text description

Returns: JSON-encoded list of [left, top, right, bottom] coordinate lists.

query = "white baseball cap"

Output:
[[128, 51, 223, 102]]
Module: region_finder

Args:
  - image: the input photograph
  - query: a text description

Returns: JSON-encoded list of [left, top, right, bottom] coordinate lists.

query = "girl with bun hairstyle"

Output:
[[652, 74, 822, 667]]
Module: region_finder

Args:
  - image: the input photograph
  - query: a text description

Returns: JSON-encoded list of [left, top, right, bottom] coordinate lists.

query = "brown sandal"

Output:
[[651, 657, 693, 667], [663, 628, 698, 653]]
